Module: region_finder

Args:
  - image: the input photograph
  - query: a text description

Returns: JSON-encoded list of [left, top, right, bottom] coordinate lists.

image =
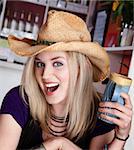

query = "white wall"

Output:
[[0, 61, 23, 107], [125, 49, 134, 149]]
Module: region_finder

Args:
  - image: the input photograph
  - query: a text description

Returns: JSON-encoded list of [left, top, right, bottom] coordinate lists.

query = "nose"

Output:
[[42, 65, 53, 79]]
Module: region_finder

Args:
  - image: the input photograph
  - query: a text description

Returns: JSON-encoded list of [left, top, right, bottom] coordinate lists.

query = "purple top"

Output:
[[0, 86, 29, 128], [0, 86, 115, 149]]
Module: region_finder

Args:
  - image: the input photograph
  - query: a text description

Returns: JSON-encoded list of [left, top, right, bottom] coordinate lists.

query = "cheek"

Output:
[[35, 69, 43, 84], [59, 70, 69, 85], [35, 73, 44, 91], [35, 70, 39, 80]]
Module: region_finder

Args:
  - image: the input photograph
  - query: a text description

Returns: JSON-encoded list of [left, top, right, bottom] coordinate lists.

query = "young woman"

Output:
[[0, 10, 132, 150]]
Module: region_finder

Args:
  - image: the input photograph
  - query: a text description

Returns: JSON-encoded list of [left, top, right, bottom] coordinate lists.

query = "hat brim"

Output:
[[8, 35, 110, 82]]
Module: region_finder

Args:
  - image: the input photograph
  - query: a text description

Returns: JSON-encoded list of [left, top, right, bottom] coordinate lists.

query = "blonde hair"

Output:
[[66, 52, 100, 141], [20, 52, 100, 142]]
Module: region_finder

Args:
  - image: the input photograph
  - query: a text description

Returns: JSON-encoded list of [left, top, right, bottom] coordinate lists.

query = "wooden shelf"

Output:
[[19, 0, 47, 6], [105, 46, 133, 52], [19, 0, 88, 15]]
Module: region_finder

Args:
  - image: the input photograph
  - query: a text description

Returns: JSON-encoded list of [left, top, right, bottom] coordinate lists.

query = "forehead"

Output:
[[36, 51, 67, 60]]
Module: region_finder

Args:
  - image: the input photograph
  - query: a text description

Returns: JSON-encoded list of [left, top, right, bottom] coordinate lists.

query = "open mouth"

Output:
[[46, 83, 59, 93]]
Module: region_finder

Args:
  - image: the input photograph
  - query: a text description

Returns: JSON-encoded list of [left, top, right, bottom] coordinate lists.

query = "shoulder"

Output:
[[1, 86, 27, 111], [0, 86, 30, 128], [1, 86, 22, 103]]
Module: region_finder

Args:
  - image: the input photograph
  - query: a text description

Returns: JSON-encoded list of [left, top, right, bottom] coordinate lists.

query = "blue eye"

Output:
[[53, 62, 63, 67], [35, 61, 45, 68]]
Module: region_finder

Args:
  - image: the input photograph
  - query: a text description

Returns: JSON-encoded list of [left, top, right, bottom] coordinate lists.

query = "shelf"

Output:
[[0, 28, 38, 40], [19, 0, 88, 15], [0, 60, 24, 71], [105, 46, 134, 52], [19, 0, 47, 6]]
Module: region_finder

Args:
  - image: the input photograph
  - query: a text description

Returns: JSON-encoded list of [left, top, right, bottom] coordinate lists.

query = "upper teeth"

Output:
[[46, 83, 59, 88]]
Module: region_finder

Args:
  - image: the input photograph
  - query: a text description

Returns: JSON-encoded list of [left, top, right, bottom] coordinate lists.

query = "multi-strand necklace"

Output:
[[46, 114, 69, 137]]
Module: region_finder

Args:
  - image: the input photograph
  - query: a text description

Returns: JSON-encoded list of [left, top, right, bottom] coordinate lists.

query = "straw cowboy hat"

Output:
[[8, 10, 110, 82]]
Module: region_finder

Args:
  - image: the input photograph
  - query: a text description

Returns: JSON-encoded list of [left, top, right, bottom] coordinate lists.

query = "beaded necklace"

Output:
[[46, 114, 69, 137]]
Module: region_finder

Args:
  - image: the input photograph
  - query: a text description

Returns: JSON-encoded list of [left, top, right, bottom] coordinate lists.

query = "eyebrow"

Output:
[[35, 57, 41, 61], [35, 56, 65, 61], [51, 56, 65, 61]]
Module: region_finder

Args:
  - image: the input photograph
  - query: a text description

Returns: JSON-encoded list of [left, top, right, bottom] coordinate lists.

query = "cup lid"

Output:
[[110, 73, 132, 86]]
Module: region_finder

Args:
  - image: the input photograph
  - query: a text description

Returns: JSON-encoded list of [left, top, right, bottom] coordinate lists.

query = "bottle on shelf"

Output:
[[32, 14, 39, 39], [81, 0, 88, 5], [10, 11, 18, 31], [3, 17, 8, 29], [120, 23, 128, 47], [25, 12, 32, 33], [118, 22, 124, 46], [18, 11, 25, 32], [3, 9, 10, 29], [132, 35, 134, 46], [125, 22, 134, 46], [2, 9, 10, 36]]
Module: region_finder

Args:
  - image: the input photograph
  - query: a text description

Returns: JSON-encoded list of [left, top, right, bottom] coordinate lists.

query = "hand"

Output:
[[59, 137, 81, 150], [42, 137, 62, 150], [98, 92, 133, 139], [43, 137, 81, 150]]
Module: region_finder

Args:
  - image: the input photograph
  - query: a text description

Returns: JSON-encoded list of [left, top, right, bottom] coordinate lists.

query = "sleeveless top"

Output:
[[0, 86, 115, 149]]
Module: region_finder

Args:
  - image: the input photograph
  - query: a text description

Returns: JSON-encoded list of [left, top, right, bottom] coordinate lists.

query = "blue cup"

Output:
[[99, 72, 132, 124]]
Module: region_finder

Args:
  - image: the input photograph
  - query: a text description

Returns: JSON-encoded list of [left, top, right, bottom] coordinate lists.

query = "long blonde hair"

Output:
[[20, 52, 100, 142]]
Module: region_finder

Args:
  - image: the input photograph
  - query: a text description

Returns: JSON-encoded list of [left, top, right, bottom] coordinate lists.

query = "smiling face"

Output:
[[34, 51, 69, 106]]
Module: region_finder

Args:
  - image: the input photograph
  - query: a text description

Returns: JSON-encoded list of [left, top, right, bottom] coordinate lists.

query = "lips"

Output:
[[45, 83, 59, 94], [47, 85, 59, 92]]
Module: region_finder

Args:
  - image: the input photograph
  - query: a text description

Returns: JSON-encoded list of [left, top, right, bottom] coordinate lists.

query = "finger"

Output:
[[99, 102, 132, 116], [98, 107, 132, 121], [99, 113, 131, 129], [120, 92, 132, 109]]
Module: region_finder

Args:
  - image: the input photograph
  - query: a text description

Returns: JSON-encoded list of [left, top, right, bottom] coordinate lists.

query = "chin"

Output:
[[46, 97, 66, 105]]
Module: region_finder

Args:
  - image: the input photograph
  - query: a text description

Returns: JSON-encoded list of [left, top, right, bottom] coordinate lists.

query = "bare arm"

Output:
[[89, 130, 115, 150], [43, 137, 81, 150], [40, 130, 114, 150], [98, 93, 133, 150], [0, 114, 22, 150], [41, 131, 114, 150]]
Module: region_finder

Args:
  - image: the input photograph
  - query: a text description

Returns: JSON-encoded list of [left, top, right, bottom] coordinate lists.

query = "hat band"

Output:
[[32, 40, 56, 46]]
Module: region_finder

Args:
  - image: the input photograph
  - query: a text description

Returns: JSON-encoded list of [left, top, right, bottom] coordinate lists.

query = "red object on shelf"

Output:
[[104, 15, 121, 47], [119, 51, 132, 76]]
